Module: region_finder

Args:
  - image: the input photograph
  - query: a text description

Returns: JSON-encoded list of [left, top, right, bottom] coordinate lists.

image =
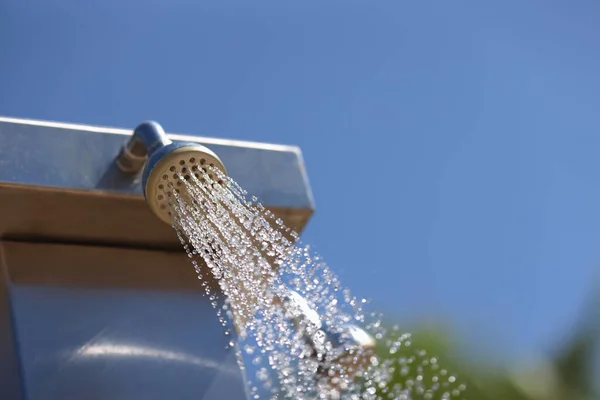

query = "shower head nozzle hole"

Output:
[[176, 181, 182, 186], [184, 175, 190, 180], [170, 166, 176, 172], [162, 175, 168, 180], [157, 194, 164, 200], [200, 159, 206, 165], [189, 157, 196, 163], [158, 184, 164, 190], [181, 167, 187, 173], [173, 174, 178, 179], [160, 204, 166, 210], [179, 160, 185, 166]]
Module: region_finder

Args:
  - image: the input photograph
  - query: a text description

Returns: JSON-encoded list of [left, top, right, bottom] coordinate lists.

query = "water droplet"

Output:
[[256, 368, 269, 381]]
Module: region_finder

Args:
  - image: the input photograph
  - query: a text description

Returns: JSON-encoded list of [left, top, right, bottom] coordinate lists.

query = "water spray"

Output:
[[118, 121, 376, 388]]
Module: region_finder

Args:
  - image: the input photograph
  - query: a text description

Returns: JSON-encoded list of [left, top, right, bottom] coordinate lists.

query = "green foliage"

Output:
[[373, 326, 504, 400], [373, 321, 598, 400]]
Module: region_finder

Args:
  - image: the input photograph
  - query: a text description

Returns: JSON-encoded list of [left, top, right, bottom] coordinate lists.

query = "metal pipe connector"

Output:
[[116, 121, 172, 174]]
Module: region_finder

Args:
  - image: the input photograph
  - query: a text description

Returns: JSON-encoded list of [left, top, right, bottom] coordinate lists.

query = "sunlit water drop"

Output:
[[162, 165, 466, 399]]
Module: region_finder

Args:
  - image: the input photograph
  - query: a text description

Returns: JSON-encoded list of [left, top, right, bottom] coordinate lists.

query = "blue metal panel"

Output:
[[0, 270, 25, 399], [0, 118, 314, 212], [11, 286, 247, 400]]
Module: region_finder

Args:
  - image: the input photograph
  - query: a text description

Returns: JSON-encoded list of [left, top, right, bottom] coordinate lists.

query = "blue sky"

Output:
[[2, 0, 600, 365]]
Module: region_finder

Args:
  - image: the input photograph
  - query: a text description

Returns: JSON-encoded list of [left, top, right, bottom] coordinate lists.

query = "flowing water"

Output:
[[165, 164, 466, 400]]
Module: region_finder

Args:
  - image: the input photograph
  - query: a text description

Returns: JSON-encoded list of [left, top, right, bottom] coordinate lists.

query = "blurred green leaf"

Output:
[[373, 319, 598, 400]]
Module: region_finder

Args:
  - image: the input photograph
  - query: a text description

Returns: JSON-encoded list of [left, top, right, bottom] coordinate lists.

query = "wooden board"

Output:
[[0, 183, 313, 251], [2, 241, 219, 292]]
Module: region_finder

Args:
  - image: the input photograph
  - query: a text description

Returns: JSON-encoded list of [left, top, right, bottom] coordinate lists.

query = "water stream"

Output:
[[165, 164, 466, 399]]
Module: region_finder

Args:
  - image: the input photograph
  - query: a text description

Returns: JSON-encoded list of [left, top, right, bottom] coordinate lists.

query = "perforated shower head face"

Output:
[[143, 143, 227, 225]]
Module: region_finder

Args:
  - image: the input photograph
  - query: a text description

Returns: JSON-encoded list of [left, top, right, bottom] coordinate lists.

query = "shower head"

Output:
[[117, 121, 227, 225]]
